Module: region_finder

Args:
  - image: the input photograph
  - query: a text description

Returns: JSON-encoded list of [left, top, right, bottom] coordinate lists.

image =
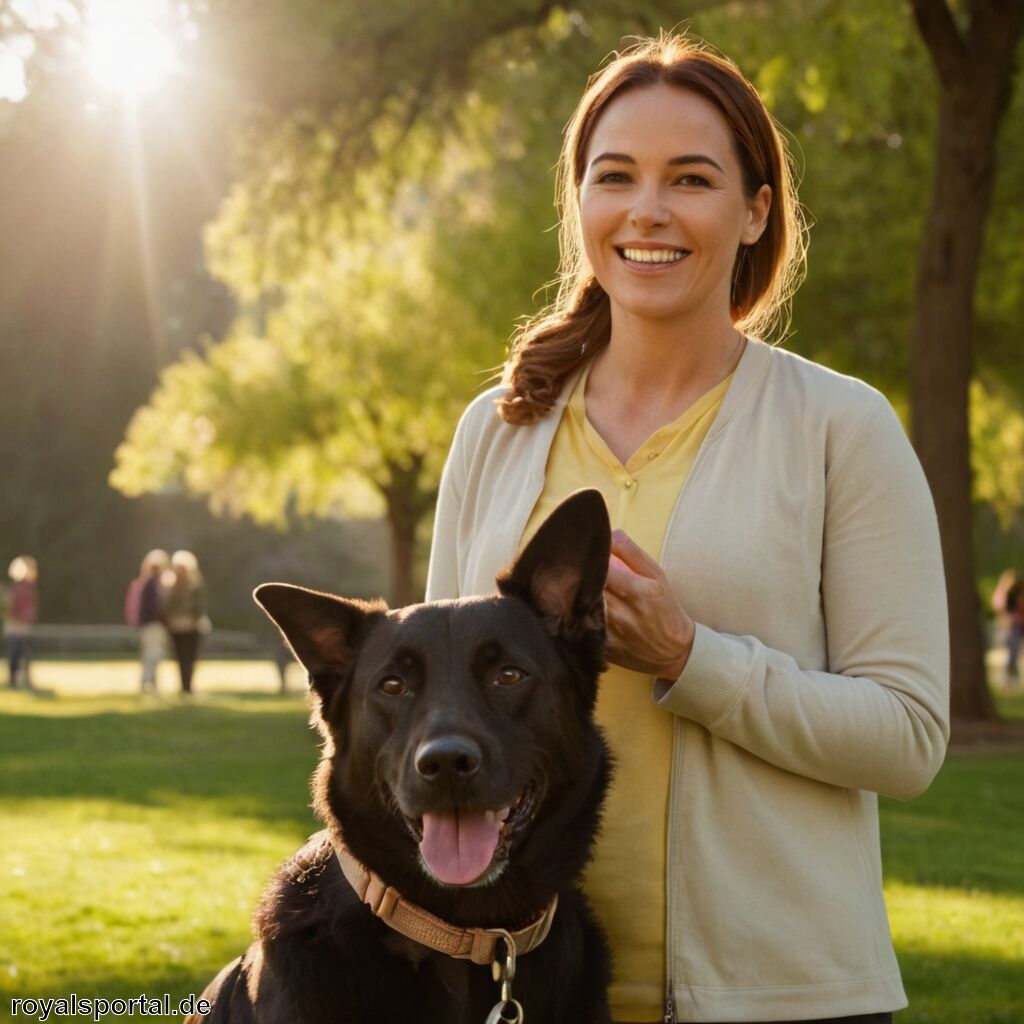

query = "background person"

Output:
[[991, 568, 1022, 687], [128, 549, 169, 693], [271, 637, 294, 693], [426, 34, 949, 1024], [5, 555, 38, 688], [162, 549, 210, 696]]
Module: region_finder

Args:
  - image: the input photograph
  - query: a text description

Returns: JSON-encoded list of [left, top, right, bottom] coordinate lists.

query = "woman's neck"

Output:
[[589, 308, 744, 414], [579, 309, 745, 466]]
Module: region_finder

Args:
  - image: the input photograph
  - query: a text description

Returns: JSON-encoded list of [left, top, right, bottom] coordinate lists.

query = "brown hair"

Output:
[[498, 33, 808, 425]]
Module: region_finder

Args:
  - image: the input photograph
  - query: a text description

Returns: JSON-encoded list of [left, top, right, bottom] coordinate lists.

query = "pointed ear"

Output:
[[254, 583, 386, 707], [496, 488, 610, 644]]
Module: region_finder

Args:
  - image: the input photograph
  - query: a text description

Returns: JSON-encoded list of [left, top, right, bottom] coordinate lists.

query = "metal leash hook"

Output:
[[484, 930, 524, 1024], [484, 1002, 523, 1024]]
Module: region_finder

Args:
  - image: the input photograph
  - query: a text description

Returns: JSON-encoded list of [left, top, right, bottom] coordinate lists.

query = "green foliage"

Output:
[[111, 211, 494, 526], [970, 380, 1024, 530]]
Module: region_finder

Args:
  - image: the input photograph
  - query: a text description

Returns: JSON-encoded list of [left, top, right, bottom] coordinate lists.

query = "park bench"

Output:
[[28, 624, 260, 656]]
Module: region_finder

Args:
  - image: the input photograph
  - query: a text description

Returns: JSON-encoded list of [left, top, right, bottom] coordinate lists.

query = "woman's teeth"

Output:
[[620, 247, 686, 264]]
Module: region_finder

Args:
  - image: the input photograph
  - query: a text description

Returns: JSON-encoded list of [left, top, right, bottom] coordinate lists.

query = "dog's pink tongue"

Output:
[[420, 810, 500, 886]]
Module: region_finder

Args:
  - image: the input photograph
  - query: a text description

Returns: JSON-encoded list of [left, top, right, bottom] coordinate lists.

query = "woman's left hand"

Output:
[[604, 529, 695, 681]]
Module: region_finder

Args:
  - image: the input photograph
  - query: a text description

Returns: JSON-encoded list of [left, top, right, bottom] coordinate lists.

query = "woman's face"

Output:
[[579, 83, 770, 329]]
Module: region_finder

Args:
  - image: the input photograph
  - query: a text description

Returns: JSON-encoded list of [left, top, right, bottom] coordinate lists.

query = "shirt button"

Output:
[[624, 479, 634, 490], [647, 452, 658, 461]]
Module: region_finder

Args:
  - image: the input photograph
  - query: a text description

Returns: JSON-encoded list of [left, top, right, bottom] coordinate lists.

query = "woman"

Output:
[[5, 555, 38, 688], [128, 548, 170, 693], [426, 34, 949, 1024], [991, 569, 1022, 685], [162, 549, 210, 696]]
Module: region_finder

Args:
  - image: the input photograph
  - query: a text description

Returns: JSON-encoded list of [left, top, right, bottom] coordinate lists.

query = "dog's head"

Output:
[[255, 489, 611, 921]]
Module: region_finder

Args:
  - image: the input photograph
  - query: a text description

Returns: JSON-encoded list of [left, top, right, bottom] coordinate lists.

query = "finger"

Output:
[[606, 554, 641, 596], [610, 529, 660, 577], [609, 553, 631, 574]]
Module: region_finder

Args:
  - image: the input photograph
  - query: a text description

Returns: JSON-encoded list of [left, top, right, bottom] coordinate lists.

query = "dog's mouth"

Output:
[[404, 780, 537, 887]]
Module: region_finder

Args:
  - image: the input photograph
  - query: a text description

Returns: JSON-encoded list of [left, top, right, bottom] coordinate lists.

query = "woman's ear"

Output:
[[742, 183, 772, 245]]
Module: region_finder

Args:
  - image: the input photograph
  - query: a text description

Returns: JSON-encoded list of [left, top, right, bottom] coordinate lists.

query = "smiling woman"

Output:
[[427, 31, 949, 1024], [84, 0, 179, 99]]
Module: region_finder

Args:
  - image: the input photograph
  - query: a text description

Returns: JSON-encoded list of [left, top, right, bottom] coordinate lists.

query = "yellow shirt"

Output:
[[522, 366, 732, 1022]]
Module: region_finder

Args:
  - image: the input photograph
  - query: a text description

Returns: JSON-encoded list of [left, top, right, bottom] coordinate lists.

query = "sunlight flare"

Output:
[[85, 0, 178, 100]]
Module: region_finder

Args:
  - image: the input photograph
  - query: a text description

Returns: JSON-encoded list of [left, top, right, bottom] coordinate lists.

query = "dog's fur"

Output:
[[188, 489, 614, 1024]]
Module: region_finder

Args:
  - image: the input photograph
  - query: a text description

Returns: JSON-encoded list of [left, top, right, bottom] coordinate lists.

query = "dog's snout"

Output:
[[414, 736, 482, 782]]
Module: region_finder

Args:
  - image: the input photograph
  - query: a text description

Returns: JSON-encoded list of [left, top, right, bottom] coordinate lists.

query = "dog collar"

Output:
[[329, 833, 558, 965]]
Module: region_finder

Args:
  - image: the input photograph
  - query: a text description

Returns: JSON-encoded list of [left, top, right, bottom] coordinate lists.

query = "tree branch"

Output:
[[910, 0, 969, 87], [966, 0, 1024, 83]]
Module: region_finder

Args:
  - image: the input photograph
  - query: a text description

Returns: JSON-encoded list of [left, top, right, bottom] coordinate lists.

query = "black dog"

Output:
[[189, 489, 614, 1024]]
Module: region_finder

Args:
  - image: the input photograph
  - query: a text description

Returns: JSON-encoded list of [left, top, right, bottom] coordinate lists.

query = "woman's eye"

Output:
[[676, 173, 710, 187], [596, 171, 630, 184], [495, 666, 527, 686], [378, 677, 407, 696]]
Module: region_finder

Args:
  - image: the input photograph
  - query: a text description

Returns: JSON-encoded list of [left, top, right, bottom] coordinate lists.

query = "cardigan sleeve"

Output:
[[654, 391, 950, 800], [425, 404, 473, 602]]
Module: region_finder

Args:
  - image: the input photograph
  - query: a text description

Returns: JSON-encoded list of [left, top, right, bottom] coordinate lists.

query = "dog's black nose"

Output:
[[414, 736, 482, 782]]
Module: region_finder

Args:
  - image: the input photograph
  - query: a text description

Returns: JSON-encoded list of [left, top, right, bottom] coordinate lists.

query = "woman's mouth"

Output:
[[616, 246, 688, 266]]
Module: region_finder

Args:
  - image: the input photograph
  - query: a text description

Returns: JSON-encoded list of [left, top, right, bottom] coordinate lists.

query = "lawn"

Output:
[[0, 662, 1021, 1023]]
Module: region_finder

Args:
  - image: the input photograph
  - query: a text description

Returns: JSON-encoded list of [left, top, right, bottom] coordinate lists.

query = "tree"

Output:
[[111, 195, 495, 605], [909, 0, 1024, 721]]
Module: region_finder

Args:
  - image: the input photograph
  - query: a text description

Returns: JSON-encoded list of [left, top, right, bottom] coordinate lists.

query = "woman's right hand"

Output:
[[604, 530, 695, 682]]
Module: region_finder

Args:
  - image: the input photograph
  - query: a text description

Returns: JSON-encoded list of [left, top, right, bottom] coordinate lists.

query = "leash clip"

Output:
[[484, 931, 524, 1024]]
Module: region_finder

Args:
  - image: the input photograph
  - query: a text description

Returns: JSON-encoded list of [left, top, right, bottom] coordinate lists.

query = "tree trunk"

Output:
[[381, 454, 434, 606], [910, 0, 1024, 723]]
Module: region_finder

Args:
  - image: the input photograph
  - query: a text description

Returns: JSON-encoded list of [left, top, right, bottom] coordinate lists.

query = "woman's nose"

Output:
[[629, 183, 670, 229]]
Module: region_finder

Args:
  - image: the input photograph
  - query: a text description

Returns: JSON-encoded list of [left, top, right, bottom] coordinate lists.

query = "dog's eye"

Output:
[[378, 677, 408, 696], [495, 666, 527, 687]]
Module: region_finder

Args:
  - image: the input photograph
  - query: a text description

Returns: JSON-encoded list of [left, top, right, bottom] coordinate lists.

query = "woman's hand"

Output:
[[604, 529, 695, 681]]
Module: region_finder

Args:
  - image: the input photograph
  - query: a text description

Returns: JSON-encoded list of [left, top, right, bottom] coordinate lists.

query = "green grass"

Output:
[[0, 665, 317, 1021], [1, 663, 1022, 1022]]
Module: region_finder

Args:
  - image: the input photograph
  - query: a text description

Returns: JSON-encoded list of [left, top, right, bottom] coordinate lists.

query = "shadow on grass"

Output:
[[0, 697, 319, 827]]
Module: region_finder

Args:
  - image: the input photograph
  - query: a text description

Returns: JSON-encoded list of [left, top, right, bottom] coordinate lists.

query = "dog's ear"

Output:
[[496, 488, 610, 644], [254, 583, 386, 708]]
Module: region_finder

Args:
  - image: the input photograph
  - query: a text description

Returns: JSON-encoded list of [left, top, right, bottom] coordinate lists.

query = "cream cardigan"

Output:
[[426, 338, 949, 1022]]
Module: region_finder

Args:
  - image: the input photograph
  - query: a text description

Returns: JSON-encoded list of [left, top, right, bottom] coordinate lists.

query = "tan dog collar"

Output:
[[330, 833, 558, 965]]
